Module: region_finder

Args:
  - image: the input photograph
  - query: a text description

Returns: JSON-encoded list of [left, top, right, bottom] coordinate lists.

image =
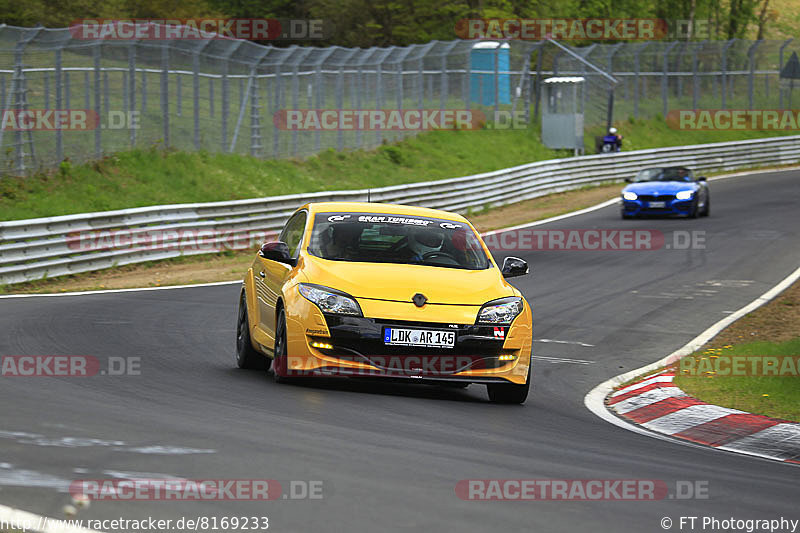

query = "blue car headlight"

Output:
[[675, 190, 694, 200], [298, 283, 362, 316], [622, 191, 638, 201]]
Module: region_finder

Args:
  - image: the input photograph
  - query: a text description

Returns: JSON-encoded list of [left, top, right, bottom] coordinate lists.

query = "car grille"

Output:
[[637, 194, 674, 202], [321, 315, 507, 371]]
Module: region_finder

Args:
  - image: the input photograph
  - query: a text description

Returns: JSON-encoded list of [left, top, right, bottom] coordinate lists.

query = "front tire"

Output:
[[272, 309, 291, 383], [700, 196, 710, 217], [487, 364, 531, 404], [688, 198, 700, 218], [236, 293, 265, 370]]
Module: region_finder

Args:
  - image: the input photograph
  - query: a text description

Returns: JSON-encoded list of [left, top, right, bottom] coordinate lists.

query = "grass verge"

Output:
[[1, 116, 796, 221], [673, 277, 800, 422]]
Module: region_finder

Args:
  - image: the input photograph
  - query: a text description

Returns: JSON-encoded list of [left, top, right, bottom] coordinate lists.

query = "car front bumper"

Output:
[[622, 197, 694, 216], [284, 299, 532, 385]]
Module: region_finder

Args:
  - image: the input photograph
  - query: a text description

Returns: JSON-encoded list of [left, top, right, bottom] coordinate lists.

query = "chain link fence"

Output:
[[0, 23, 797, 175]]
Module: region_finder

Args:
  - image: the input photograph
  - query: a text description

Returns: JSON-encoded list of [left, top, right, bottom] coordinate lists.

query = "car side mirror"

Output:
[[501, 256, 529, 278], [697, 176, 707, 182], [260, 241, 296, 266]]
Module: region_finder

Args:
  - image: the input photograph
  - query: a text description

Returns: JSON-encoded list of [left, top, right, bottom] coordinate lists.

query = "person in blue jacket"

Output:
[[601, 127, 623, 152]]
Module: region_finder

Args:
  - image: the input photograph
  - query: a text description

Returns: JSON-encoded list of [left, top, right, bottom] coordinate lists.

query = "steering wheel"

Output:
[[422, 251, 459, 264]]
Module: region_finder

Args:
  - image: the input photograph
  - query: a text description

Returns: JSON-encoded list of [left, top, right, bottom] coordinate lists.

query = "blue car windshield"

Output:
[[633, 167, 693, 182]]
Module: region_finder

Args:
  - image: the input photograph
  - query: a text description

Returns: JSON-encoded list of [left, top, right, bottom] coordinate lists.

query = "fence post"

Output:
[[192, 45, 206, 150], [494, 43, 500, 117], [93, 44, 101, 158], [209, 77, 214, 117], [222, 62, 229, 152], [533, 42, 543, 120], [271, 66, 280, 157], [291, 63, 299, 156], [12, 47, 23, 173], [464, 46, 471, 110], [779, 39, 793, 108], [250, 72, 260, 157], [55, 48, 63, 161], [747, 40, 762, 110], [721, 39, 736, 110], [84, 71, 89, 110], [662, 41, 678, 117], [336, 62, 345, 151], [103, 69, 109, 119], [675, 42, 687, 97], [0, 75, 5, 164], [160, 45, 169, 147], [692, 41, 705, 110], [176, 72, 182, 116], [376, 61, 383, 146], [128, 43, 136, 147], [633, 42, 649, 119], [418, 56, 424, 110], [355, 56, 364, 149]]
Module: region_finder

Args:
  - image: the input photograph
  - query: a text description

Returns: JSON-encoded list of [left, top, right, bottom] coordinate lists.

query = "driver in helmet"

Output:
[[406, 227, 444, 263]]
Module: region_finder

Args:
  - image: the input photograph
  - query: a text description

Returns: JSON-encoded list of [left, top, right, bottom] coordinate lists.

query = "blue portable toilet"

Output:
[[470, 42, 511, 106]]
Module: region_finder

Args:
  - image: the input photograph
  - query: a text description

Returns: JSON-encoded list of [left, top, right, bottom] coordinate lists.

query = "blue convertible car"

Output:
[[621, 166, 710, 219]]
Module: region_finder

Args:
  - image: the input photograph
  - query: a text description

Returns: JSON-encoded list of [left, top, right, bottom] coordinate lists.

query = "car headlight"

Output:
[[477, 297, 524, 325], [675, 190, 694, 200], [622, 191, 638, 201], [298, 283, 362, 316]]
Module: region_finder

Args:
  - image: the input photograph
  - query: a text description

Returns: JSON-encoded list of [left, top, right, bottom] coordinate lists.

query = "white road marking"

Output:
[[0, 279, 241, 298], [535, 338, 595, 347], [532, 355, 595, 365]]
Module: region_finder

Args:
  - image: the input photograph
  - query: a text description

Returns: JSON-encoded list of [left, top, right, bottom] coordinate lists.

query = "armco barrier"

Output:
[[2, 135, 799, 285]]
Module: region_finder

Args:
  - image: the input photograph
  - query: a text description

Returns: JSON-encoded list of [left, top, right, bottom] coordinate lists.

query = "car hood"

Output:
[[623, 181, 698, 194], [301, 254, 516, 305]]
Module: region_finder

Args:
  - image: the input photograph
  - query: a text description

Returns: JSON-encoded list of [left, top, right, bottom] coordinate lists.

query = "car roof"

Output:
[[301, 202, 470, 224]]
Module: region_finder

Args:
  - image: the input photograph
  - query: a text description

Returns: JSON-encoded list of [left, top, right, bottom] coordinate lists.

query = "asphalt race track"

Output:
[[1, 169, 799, 532]]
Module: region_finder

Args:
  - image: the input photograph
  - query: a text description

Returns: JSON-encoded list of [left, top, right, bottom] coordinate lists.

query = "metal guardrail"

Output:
[[2, 135, 799, 285]]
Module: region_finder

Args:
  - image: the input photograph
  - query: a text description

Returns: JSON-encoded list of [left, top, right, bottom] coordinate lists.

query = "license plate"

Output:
[[648, 201, 666, 208], [384, 328, 456, 348]]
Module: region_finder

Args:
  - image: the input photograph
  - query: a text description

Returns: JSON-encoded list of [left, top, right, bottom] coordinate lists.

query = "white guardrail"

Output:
[[2, 135, 799, 285]]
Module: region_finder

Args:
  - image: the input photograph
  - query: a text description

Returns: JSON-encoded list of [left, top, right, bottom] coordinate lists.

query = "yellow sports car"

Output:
[[235, 202, 533, 403]]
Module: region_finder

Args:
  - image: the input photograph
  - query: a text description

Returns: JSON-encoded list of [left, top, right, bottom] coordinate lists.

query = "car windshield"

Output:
[[308, 212, 491, 270], [633, 167, 693, 182]]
